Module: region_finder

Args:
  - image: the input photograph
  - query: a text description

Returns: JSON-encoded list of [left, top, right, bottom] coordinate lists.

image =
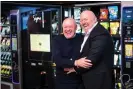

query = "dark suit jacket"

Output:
[[52, 34, 83, 85], [75, 23, 114, 89]]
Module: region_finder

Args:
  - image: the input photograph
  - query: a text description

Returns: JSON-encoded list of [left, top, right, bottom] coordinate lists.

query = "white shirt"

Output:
[[80, 22, 98, 52]]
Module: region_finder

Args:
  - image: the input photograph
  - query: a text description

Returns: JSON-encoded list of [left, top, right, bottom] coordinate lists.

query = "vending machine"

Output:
[[121, 6, 133, 89], [20, 6, 61, 89], [1, 9, 22, 89], [1, 12, 14, 89], [1, 3, 62, 89]]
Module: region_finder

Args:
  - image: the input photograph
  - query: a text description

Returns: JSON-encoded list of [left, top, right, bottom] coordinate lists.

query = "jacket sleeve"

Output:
[[52, 38, 75, 68], [74, 34, 110, 73]]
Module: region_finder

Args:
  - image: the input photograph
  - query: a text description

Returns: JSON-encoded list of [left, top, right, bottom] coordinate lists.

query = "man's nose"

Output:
[[83, 22, 86, 26], [82, 21, 86, 24], [66, 28, 70, 31]]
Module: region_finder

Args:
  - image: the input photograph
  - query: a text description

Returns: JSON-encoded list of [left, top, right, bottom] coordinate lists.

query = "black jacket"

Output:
[[75, 23, 114, 89], [52, 34, 83, 83]]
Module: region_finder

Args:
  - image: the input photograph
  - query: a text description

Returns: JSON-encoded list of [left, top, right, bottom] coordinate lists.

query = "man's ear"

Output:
[[94, 18, 97, 23]]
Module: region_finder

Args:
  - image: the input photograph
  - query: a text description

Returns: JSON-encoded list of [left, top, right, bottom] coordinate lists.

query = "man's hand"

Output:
[[64, 68, 76, 74], [74, 57, 93, 68]]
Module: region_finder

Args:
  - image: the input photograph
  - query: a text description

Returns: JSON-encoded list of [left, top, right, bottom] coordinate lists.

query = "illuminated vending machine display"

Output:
[[122, 6, 133, 89], [1, 9, 21, 89], [1, 16, 12, 83], [122, 7, 133, 60]]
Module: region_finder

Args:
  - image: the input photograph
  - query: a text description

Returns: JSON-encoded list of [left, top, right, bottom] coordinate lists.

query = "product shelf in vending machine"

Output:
[[1, 16, 12, 83]]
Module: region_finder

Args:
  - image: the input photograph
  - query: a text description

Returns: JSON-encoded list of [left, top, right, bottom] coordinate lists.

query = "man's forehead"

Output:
[[65, 19, 74, 22], [80, 12, 96, 20], [64, 20, 73, 24]]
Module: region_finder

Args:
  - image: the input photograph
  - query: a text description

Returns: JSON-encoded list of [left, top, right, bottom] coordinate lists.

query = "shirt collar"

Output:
[[85, 22, 98, 36]]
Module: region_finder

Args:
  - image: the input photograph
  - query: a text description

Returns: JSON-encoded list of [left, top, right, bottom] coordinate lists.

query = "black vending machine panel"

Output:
[[10, 11, 19, 84], [10, 10, 22, 89], [21, 8, 60, 89], [28, 11, 52, 62], [122, 6, 133, 89]]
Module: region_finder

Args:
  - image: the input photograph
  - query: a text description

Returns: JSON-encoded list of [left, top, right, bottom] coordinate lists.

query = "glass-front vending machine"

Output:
[[1, 9, 22, 89], [121, 6, 133, 89], [1, 12, 13, 89]]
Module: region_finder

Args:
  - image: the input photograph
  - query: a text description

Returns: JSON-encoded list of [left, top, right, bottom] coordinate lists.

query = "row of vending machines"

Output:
[[0, 1, 133, 89], [1, 4, 61, 89]]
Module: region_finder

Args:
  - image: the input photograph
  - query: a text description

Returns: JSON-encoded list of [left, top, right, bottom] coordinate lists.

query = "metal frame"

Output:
[[1, 1, 61, 7], [121, 1, 133, 89], [75, 1, 121, 7], [1, 81, 13, 89]]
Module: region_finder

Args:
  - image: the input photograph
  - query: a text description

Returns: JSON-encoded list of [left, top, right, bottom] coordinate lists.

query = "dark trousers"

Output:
[[81, 72, 112, 89], [55, 81, 80, 89]]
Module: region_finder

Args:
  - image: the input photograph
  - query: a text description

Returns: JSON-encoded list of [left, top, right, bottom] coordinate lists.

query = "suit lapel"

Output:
[[80, 23, 99, 54], [81, 37, 91, 54]]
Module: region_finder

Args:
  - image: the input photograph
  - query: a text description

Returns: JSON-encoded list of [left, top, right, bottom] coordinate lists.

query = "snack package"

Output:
[[100, 22, 109, 30], [6, 38, 10, 46], [108, 6, 118, 20], [110, 22, 120, 35], [125, 44, 133, 58], [100, 8, 108, 20]]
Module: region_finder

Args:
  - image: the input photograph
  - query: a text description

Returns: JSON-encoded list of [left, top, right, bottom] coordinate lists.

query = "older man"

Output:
[[66, 10, 114, 89], [52, 18, 91, 89]]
